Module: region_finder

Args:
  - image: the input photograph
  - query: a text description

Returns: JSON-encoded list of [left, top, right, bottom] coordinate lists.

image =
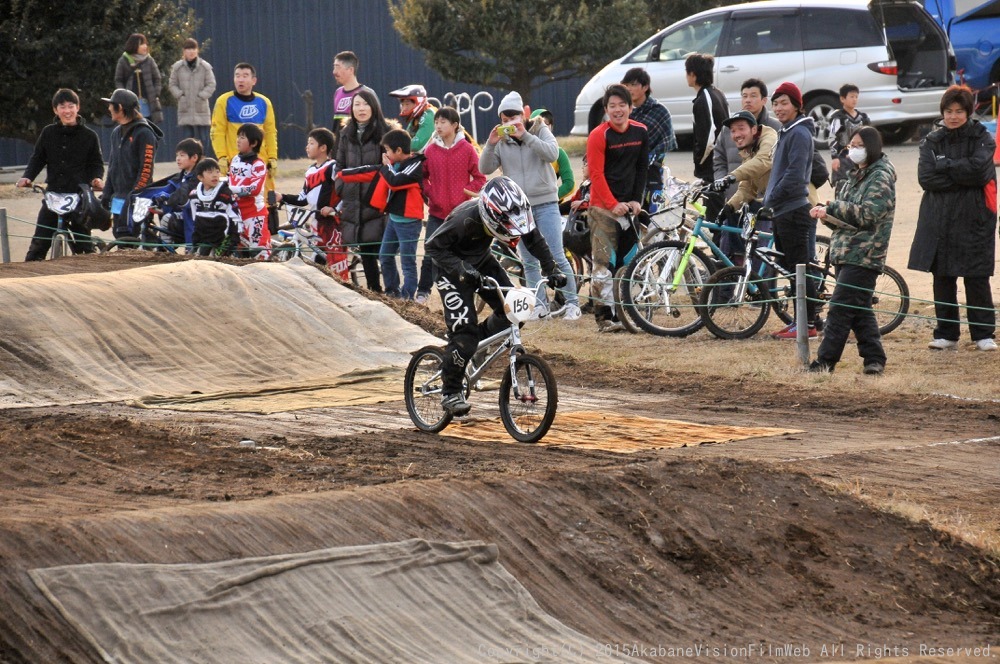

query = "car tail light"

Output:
[[867, 60, 898, 76]]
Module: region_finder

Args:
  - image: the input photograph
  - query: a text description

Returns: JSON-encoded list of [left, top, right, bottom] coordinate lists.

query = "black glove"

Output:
[[547, 271, 568, 289], [151, 195, 168, 207], [715, 204, 735, 223], [757, 207, 774, 221], [460, 264, 482, 288], [709, 175, 736, 193]]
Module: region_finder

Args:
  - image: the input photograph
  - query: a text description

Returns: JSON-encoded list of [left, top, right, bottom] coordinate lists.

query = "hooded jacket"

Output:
[[726, 125, 778, 210], [102, 116, 163, 204], [478, 119, 560, 206], [908, 119, 997, 277], [763, 114, 815, 216], [713, 106, 780, 199], [423, 132, 486, 219], [825, 155, 896, 271]]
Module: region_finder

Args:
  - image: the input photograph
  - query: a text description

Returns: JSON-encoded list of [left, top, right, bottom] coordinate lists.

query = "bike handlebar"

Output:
[[480, 275, 549, 297]]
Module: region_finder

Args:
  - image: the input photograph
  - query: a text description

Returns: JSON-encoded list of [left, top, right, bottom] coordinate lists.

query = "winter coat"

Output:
[[478, 119, 560, 206], [713, 106, 780, 200], [168, 57, 216, 126], [908, 120, 998, 277], [115, 53, 163, 123], [726, 125, 777, 210], [335, 121, 389, 247], [825, 155, 896, 271], [22, 120, 104, 193]]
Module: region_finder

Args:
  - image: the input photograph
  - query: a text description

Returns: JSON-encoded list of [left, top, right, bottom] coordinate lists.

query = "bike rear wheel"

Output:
[[621, 241, 713, 337], [105, 236, 142, 252], [499, 353, 557, 443], [614, 265, 640, 334], [404, 346, 453, 433], [700, 266, 772, 339], [872, 266, 910, 335], [49, 233, 69, 259]]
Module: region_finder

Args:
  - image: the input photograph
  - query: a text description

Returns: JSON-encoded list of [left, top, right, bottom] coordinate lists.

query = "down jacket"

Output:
[[908, 120, 997, 277], [168, 57, 216, 126], [335, 122, 388, 247]]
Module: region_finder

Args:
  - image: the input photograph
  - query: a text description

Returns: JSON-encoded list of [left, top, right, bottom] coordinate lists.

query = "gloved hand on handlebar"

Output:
[[546, 271, 568, 289], [460, 263, 482, 288], [709, 174, 736, 193]]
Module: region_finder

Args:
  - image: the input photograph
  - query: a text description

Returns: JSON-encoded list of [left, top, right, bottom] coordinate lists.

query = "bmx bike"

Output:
[[404, 277, 558, 443]]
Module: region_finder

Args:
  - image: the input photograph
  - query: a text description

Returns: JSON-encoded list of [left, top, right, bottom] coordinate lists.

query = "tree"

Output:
[[644, 0, 743, 33], [389, 0, 652, 103], [0, 0, 197, 141]]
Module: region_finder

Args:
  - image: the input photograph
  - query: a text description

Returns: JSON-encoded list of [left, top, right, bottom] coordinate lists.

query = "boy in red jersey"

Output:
[[228, 123, 270, 258]]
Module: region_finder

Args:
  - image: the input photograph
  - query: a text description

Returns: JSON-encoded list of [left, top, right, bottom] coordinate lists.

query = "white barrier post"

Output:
[[795, 263, 809, 365], [0, 209, 9, 263]]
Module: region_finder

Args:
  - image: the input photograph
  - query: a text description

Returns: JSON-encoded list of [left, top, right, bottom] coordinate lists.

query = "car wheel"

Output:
[[804, 94, 839, 150], [878, 122, 918, 145]]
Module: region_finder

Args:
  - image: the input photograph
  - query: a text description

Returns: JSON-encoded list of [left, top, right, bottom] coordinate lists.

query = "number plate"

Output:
[[503, 287, 536, 323]]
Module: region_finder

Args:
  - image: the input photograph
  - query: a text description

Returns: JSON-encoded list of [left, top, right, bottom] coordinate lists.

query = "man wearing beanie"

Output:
[[479, 90, 582, 320], [762, 81, 819, 339]]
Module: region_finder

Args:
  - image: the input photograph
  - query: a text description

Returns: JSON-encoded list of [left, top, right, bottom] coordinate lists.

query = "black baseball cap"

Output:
[[101, 89, 139, 108], [723, 109, 757, 128]]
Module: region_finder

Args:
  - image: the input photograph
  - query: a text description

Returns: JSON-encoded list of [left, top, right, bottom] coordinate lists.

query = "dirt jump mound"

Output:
[[0, 259, 438, 410]]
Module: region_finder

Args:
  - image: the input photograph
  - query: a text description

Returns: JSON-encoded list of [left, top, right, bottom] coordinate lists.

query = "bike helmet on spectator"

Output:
[[478, 176, 534, 243], [388, 84, 429, 119], [78, 183, 112, 231]]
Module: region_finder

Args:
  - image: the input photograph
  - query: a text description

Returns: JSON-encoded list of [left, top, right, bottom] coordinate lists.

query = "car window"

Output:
[[627, 16, 725, 63], [726, 13, 801, 56], [801, 8, 884, 50]]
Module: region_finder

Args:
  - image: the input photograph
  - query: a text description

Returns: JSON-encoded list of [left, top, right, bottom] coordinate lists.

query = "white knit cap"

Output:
[[498, 91, 524, 116]]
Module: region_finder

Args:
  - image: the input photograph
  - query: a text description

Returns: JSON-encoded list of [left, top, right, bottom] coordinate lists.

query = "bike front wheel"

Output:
[[269, 241, 294, 262], [699, 266, 771, 339], [105, 236, 142, 252], [614, 265, 640, 334], [404, 346, 453, 433], [620, 241, 713, 337], [499, 353, 557, 443], [50, 233, 69, 259]]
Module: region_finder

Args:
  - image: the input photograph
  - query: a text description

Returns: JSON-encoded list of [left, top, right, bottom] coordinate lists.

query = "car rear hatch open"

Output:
[[871, 0, 955, 89]]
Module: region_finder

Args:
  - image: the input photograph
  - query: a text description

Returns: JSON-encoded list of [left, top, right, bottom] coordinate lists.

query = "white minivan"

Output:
[[571, 0, 955, 145]]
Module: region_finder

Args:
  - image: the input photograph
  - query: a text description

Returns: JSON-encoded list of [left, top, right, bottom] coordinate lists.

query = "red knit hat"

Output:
[[772, 82, 803, 110]]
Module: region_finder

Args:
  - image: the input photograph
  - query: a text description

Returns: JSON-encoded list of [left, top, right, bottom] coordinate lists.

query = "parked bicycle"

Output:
[[404, 277, 558, 444], [105, 194, 184, 253], [698, 208, 909, 339], [30, 185, 107, 257]]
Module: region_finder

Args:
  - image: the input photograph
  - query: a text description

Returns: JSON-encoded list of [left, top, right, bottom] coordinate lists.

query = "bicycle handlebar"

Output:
[[480, 275, 549, 297]]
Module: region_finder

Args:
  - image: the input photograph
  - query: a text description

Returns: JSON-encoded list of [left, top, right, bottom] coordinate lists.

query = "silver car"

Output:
[[571, 0, 955, 145]]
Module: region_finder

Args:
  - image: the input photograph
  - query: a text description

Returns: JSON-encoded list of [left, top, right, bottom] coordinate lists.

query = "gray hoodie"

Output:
[[478, 120, 560, 206]]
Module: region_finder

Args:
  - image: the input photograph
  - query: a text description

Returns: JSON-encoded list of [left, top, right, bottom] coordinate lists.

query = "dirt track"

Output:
[[0, 254, 997, 663]]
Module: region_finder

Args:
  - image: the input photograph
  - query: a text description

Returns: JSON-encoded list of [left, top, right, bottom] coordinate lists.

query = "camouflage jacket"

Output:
[[824, 155, 895, 271]]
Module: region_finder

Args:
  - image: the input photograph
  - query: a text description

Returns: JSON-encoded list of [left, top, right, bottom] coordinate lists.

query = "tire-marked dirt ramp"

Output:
[[31, 539, 642, 663], [0, 259, 438, 409], [2, 459, 997, 662]]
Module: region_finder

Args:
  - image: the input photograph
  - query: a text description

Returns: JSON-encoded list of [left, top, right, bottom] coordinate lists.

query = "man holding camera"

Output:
[[479, 91, 581, 320]]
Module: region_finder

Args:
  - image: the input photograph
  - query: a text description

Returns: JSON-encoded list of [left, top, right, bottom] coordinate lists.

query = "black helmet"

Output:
[[78, 184, 112, 231], [478, 176, 534, 243]]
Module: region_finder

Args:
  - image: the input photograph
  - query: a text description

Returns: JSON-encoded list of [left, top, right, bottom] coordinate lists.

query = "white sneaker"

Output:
[[597, 319, 625, 333], [527, 305, 549, 321], [928, 338, 958, 350], [562, 304, 582, 321], [414, 293, 429, 306], [975, 338, 998, 351]]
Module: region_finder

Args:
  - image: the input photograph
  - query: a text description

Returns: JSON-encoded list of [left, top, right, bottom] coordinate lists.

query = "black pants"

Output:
[[25, 207, 94, 261], [816, 265, 886, 368], [773, 204, 818, 323], [932, 274, 996, 341], [438, 258, 512, 395]]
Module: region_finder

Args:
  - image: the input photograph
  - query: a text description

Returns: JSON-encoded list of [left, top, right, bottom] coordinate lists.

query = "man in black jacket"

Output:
[[425, 177, 565, 416], [16, 89, 104, 260], [100, 88, 163, 238]]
